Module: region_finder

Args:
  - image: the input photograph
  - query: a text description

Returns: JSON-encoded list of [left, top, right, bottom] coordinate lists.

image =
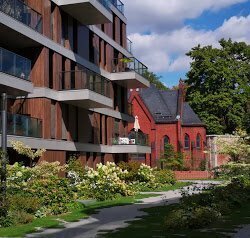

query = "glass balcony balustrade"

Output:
[[0, 113, 42, 138], [59, 69, 111, 98], [0, 0, 43, 33], [111, 57, 148, 77], [112, 132, 149, 146], [0, 47, 31, 81]]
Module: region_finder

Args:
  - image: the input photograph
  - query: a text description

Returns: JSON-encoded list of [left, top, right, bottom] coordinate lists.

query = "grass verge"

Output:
[[102, 200, 250, 238], [0, 193, 159, 237]]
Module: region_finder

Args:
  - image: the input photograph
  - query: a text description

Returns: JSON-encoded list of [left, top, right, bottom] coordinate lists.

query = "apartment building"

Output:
[[0, 0, 151, 166]]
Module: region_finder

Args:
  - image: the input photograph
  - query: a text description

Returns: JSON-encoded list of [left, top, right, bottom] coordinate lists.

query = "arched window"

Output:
[[196, 134, 201, 149], [184, 134, 190, 149], [164, 136, 170, 145]]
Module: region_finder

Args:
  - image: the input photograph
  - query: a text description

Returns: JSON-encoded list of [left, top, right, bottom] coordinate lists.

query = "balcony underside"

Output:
[[111, 145, 151, 154], [111, 71, 150, 89], [0, 18, 41, 49], [0, 72, 33, 96], [59, 0, 112, 25]]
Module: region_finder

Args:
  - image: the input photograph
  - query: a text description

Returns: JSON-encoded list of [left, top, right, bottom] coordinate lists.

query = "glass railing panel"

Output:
[[0, 47, 31, 81], [127, 38, 132, 53], [111, 57, 148, 77], [110, 0, 124, 14], [0, 0, 43, 33], [0, 113, 42, 138], [59, 70, 111, 98], [97, 0, 111, 12]]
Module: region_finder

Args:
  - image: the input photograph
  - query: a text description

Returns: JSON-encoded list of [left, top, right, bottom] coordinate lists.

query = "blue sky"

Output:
[[123, 0, 250, 87]]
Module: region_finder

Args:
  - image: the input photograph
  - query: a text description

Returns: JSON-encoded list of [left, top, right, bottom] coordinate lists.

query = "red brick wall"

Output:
[[174, 171, 213, 180]]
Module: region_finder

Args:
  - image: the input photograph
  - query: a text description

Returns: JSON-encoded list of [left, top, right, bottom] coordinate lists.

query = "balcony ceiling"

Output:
[[0, 23, 40, 49], [59, 0, 113, 25]]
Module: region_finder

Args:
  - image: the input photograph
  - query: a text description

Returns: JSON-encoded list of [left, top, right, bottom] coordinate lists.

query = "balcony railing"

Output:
[[0, 0, 43, 33], [110, 0, 124, 14], [97, 0, 112, 12], [127, 38, 132, 53], [112, 132, 149, 146], [0, 113, 42, 138], [111, 57, 148, 77], [59, 69, 111, 98], [0, 47, 31, 81]]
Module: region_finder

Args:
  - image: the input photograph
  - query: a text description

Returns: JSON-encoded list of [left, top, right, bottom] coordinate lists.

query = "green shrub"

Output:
[[118, 161, 141, 182], [165, 206, 221, 230], [154, 169, 176, 185], [28, 177, 74, 215], [10, 210, 34, 225], [8, 194, 40, 214], [66, 154, 86, 178], [214, 162, 250, 179]]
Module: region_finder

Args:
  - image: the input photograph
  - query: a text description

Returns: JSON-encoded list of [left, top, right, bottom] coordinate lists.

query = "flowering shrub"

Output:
[[154, 169, 176, 185], [137, 164, 155, 183], [76, 162, 135, 201], [10, 140, 46, 166], [118, 161, 141, 182]]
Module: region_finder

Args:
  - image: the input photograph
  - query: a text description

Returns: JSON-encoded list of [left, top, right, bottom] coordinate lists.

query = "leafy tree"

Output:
[[144, 71, 169, 91], [185, 39, 250, 135], [160, 144, 184, 170]]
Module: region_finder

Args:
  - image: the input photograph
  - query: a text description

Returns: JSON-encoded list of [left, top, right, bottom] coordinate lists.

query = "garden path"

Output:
[[26, 181, 217, 238]]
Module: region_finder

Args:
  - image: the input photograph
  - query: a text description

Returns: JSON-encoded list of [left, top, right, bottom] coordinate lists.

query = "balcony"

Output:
[[0, 47, 33, 95], [0, 0, 43, 48], [58, 69, 113, 108], [111, 57, 150, 88], [57, 0, 112, 25], [111, 132, 151, 154], [110, 0, 124, 14], [0, 113, 42, 138]]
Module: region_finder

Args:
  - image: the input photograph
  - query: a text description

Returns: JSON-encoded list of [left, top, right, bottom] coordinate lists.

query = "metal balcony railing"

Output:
[[111, 132, 149, 146], [0, 0, 43, 33], [111, 57, 148, 77], [0, 113, 42, 138], [0, 47, 31, 81], [59, 69, 111, 98]]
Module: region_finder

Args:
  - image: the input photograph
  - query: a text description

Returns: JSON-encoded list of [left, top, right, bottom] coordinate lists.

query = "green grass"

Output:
[[0, 193, 160, 237], [102, 201, 250, 238], [140, 181, 191, 192]]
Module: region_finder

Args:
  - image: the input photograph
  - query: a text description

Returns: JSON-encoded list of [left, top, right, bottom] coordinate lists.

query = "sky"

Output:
[[122, 0, 250, 87]]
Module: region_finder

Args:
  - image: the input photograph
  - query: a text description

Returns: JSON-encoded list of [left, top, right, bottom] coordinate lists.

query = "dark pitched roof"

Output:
[[139, 85, 204, 126]]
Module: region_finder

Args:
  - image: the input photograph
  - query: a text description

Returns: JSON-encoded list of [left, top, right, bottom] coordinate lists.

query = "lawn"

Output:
[[140, 181, 192, 192], [0, 182, 189, 237], [102, 200, 250, 238], [0, 192, 162, 237]]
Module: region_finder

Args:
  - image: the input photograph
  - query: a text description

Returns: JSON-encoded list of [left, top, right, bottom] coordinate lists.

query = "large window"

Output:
[[184, 134, 190, 149], [196, 134, 201, 149]]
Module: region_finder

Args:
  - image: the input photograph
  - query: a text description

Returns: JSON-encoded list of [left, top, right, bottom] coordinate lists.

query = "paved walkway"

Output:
[[26, 181, 217, 238]]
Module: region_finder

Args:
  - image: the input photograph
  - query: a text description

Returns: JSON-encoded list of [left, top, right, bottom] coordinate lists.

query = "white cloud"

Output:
[[129, 15, 250, 73], [123, 0, 249, 33]]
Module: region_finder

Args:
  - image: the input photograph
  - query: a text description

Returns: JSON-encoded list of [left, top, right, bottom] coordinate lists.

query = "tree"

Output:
[[160, 144, 184, 170], [185, 39, 250, 135], [144, 71, 169, 91]]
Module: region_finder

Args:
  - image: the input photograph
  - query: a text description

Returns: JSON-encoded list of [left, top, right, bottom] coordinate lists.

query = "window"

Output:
[[196, 134, 201, 149], [184, 134, 190, 149], [164, 136, 170, 145]]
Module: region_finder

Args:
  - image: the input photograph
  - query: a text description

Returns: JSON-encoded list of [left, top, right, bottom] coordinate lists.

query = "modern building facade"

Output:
[[0, 0, 151, 166], [128, 81, 207, 168]]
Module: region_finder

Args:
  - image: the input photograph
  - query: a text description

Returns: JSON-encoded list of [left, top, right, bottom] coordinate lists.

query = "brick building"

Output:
[[0, 0, 151, 166], [128, 82, 207, 168]]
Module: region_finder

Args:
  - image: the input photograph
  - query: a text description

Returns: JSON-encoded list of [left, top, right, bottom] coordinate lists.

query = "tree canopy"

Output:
[[144, 71, 169, 91], [185, 39, 250, 135]]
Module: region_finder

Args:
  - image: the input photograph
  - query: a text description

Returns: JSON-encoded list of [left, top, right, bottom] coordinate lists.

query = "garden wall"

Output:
[[174, 171, 214, 180]]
